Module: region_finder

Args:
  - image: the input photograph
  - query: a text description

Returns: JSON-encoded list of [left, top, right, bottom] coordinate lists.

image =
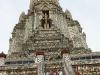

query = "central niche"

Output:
[[41, 10, 52, 28], [42, 10, 49, 18]]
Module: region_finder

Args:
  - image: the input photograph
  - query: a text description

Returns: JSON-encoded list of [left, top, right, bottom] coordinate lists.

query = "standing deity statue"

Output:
[[43, 13, 49, 28]]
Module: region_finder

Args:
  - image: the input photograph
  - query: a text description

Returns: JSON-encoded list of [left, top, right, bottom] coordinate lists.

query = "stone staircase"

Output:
[[32, 25, 70, 50]]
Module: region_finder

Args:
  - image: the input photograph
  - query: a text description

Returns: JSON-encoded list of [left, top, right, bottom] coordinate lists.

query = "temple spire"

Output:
[[30, 0, 60, 9]]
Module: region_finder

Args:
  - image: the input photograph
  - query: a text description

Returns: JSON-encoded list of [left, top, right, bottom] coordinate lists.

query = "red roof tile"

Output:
[[0, 52, 6, 58]]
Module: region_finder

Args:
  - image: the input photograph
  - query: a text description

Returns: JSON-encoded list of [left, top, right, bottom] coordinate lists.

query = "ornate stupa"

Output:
[[0, 0, 100, 75]]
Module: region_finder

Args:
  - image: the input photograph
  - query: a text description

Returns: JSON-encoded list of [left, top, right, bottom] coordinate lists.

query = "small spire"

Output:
[[19, 11, 25, 23], [82, 32, 86, 36], [30, 0, 34, 3], [9, 37, 12, 41], [65, 9, 73, 19]]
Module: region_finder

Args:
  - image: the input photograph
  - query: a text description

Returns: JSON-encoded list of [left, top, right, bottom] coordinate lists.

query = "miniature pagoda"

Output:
[[0, 0, 100, 75]]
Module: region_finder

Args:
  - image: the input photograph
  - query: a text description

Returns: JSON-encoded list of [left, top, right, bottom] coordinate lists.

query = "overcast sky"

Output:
[[0, 0, 100, 54]]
